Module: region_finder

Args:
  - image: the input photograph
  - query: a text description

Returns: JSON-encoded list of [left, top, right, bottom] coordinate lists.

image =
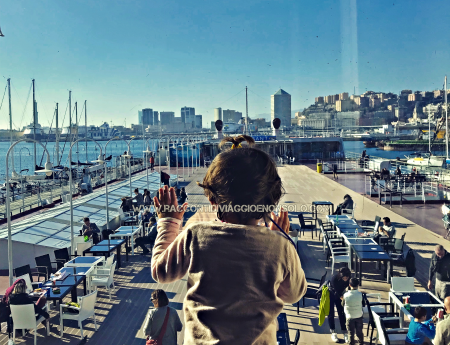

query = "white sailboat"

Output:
[[405, 152, 445, 167]]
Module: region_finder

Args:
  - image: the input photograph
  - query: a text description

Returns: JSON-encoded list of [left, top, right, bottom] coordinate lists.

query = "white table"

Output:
[[64, 256, 104, 268], [110, 227, 140, 255], [389, 291, 444, 328]]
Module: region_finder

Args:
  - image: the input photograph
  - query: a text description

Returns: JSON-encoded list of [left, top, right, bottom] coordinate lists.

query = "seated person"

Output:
[[372, 217, 396, 244], [133, 188, 144, 206], [80, 217, 101, 244], [135, 217, 157, 255], [9, 279, 50, 321], [333, 194, 353, 215], [138, 209, 151, 224], [405, 306, 436, 344], [120, 197, 132, 213]]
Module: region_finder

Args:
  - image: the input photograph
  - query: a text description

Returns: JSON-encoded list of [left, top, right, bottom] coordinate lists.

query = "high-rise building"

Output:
[[271, 89, 291, 128], [140, 108, 153, 125], [195, 115, 202, 128], [153, 111, 159, 125], [315, 96, 324, 104], [339, 92, 349, 101], [138, 110, 142, 124], [160, 111, 175, 125], [234, 111, 242, 123], [214, 108, 222, 122], [181, 107, 195, 126], [223, 109, 236, 122]]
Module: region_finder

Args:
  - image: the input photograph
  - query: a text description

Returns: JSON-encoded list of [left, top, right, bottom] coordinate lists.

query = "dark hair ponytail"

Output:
[[198, 135, 282, 224]]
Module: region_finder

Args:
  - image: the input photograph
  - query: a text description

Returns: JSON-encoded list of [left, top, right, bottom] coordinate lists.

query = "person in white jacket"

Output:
[[342, 278, 364, 345]]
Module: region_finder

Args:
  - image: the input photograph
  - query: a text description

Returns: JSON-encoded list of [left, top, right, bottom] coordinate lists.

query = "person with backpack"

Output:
[[151, 135, 307, 344], [343, 278, 364, 345], [143, 289, 182, 344]]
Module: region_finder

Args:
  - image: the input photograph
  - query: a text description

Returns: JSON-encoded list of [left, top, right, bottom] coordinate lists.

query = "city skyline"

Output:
[[1, 0, 449, 130]]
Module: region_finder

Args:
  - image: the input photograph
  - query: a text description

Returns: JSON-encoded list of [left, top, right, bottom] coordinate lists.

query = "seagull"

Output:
[[0, 27, 4, 37]]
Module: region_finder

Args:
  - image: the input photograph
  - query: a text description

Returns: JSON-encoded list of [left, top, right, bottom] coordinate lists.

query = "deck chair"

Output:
[[10, 304, 49, 345], [363, 294, 399, 345], [298, 213, 316, 238], [35, 254, 58, 281], [342, 202, 356, 219], [297, 272, 327, 311], [14, 264, 46, 284], [372, 311, 408, 345], [390, 277, 418, 293], [291, 329, 300, 345], [60, 290, 98, 339]]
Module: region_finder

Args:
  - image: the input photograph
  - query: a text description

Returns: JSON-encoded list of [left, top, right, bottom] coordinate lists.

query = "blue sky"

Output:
[[1, 0, 449, 129]]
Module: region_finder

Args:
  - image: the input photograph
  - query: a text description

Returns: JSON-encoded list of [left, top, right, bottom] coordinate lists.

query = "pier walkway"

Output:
[[0, 165, 448, 344]]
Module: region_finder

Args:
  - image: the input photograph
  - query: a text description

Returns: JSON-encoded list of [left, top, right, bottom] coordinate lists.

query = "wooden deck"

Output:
[[0, 165, 448, 345]]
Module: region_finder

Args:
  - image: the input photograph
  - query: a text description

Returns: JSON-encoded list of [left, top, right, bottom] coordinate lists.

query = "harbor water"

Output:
[[0, 139, 202, 183]]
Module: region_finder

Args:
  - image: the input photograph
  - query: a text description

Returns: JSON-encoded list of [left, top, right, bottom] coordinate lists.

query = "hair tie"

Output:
[[231, 143, 242, 149]]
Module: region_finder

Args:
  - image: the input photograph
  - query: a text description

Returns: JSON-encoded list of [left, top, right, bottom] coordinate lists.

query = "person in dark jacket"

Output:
[[9, 280, 49, 320], [178, 187, 187, 205], [328, 267, 351, 343], [135, 217, 157, 255], [428, 245, 450, 301], [143, 189, 151, 206], [161, 172, 170, 187], [332, 163, 338, 180], [333, 195, 353, 215], [133, 188, 144, 206], [80, 217, 101, 244]]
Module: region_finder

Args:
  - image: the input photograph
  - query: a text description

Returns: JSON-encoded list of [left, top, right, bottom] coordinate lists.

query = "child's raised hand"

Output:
[[153, 186, 188, 220], [269, 209, 290, 234]]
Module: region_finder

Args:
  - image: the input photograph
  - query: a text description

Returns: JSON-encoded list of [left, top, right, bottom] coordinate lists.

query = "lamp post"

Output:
[[6, 139, 53, 285], [69, 138, 103, 256], [143, 137, 153, 191], [96, 137, 129, 231], [19, 147, 31, 176], [125, 137, 139, 197], [185, 136, 191, 177], [19, 147, 31, 211]]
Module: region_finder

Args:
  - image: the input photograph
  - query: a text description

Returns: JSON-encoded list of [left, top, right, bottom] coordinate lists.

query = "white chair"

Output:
[[76, 241, 93, 256], [327, 237, 351, 274], [90, 261, 116, 300], [10, 304, 49, 345], [390, 277, 418, 292], [16, 273, 36, 293], [60, 290, 98, 339], [342, 202, 356, 219], [372, 311, 408, 345]]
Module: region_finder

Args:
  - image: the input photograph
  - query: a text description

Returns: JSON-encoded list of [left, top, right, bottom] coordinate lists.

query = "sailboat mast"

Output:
[[32, 79, 36, 170], [85, 100, 87, 162], [245, 86, 248, 135], [446, 75, 448, 160], [7, 78, 14, 171], [69, 91, 72, 145], [75, 101, 79, 162], [56, 103, 59, 165]]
